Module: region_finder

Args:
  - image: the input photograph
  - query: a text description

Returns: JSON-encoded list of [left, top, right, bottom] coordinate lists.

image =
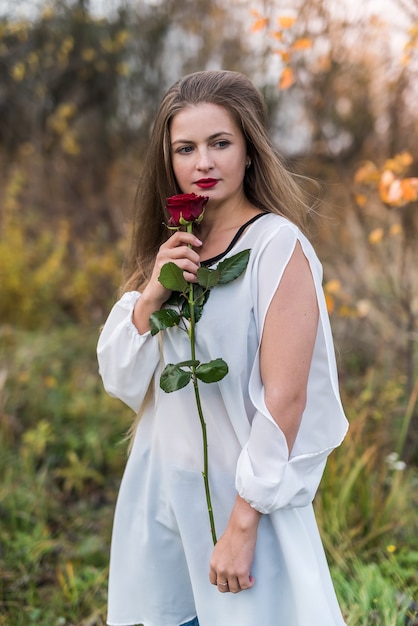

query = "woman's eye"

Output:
[[215, 140, 229, 148], [177, 146, 193, 154]]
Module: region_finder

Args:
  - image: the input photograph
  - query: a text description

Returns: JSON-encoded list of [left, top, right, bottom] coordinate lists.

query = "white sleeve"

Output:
[[97, 291, 160, 413], [235, 224, 348, 514]]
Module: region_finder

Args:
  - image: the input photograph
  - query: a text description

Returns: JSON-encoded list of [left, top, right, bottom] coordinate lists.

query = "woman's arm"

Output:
[[259, 241, 319, 453]]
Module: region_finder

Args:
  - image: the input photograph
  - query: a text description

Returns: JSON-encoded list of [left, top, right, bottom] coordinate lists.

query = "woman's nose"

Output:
[[196, 150, 214, 171]]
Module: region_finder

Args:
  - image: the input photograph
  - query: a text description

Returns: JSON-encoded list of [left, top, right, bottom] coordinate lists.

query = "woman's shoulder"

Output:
[[247, 212, 303, 245], [247, 212, 320, 264]]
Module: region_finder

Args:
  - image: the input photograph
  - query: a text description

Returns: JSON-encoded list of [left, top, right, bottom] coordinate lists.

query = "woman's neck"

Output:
[[195, 199, 262, 262], [197, 198, 259, 240]]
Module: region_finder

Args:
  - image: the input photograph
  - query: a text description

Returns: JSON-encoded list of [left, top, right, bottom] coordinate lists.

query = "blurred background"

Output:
[[0, 0, 417, 624]]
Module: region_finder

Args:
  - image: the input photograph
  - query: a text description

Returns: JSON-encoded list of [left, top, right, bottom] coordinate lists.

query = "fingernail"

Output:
[[195, 238, 203, 245]]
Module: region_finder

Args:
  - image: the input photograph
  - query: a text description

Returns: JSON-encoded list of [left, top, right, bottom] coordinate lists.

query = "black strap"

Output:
[[200, 212, 268, 267]]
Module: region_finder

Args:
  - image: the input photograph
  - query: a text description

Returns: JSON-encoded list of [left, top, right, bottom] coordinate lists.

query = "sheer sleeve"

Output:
[[97, 291, 160, 413], [235, 224, 348, 514]]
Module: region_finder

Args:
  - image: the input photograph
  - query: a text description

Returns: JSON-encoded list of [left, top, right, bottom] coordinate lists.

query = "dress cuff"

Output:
[[235, 410, 329, 514]]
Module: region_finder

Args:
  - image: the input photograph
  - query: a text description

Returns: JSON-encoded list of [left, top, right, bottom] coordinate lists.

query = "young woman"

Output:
[[97, 70, 349, 626]]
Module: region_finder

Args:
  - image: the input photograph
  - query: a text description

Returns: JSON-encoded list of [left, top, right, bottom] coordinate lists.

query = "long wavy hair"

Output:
[[123, 70, 311, 293]]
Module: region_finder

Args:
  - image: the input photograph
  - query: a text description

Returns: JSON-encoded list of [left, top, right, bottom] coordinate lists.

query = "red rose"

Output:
[[166, 193, 209, 227]]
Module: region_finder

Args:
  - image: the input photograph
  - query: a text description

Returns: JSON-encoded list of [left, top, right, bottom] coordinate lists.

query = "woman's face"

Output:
[[169, 102, 249, 208]]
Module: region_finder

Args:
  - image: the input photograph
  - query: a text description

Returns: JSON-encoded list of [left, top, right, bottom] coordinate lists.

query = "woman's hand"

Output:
[[209, 496, 261, 594], [133, 231, 202, 333]]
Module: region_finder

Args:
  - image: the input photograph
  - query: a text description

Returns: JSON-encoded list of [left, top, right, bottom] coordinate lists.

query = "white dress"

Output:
[[97, 213, 349, 626]]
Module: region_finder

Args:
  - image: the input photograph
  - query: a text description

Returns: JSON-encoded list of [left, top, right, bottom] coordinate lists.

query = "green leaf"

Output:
[[160, 364, 192, 392], [158, 262, 189, 292], [180, 286, 210, 323], [149, 309, 181, 336], [196, 267, 220, 289], [195, 358, 229, 383], [217, 249, 251, 284], [165, 291, 184, 307], [176, 359, 200, 368]]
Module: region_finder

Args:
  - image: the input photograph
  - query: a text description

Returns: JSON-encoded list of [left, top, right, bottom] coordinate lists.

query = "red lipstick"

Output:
[[195, 178, 218, 189]]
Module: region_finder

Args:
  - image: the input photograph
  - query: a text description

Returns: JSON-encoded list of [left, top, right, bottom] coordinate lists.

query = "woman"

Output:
[[97, 70, 349, 626]]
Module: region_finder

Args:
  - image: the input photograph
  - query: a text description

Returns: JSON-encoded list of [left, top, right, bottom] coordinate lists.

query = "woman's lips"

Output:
[[195, 179, 218, 189]]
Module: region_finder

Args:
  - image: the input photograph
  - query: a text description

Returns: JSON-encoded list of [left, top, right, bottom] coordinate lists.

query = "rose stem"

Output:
[[187, 223, 217, 545]]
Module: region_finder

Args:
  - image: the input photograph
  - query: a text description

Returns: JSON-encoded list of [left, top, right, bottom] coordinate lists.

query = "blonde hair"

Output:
[[123, 69, 310, 292]]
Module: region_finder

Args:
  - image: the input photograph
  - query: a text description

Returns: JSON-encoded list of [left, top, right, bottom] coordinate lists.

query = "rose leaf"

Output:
[[158, 262, 189, 292], [195, 358, 229, 383], [217, 249, 251, 284], [196, 267, 220, 289], [160, 364, 192, 392], [149, 309, 181, 336]]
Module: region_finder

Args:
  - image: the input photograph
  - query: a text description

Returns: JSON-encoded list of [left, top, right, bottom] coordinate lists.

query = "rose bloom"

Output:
[[166, 193, 208, 226]]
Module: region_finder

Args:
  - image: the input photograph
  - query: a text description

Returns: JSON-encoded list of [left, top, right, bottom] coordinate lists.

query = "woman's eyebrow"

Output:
[[171, 131, 234, 146]]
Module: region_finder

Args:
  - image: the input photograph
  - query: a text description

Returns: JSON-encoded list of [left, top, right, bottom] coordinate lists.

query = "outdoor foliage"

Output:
[[0, 0, 417, 624]]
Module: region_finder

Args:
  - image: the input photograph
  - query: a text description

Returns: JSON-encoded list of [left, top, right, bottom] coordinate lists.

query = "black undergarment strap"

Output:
[[200, 212, 268, 267]]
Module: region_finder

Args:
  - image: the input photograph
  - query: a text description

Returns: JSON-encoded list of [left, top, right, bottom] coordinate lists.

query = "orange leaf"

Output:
[[291, 37, 313, 51], [384, 151, 413, 175], [270, 30, 284, 41], [273, 49, 291, 63], [325, 279, 341, 295], [400, 178, 418, 202], [279, 66, 295, 90], [325, 293, 335, 314], [278, 16, 297, 29], [368, 228, 384, 244], [251, 18, 269, 32], [354, 161, 380, 185]]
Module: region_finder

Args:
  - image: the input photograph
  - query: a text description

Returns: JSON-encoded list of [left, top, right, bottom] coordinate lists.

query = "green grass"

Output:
[[0, 324, 417, 625], [0, 324, 131, 625]]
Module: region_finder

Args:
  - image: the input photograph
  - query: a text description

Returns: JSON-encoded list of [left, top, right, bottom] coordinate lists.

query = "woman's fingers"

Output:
[[157, 233, 202, 278]]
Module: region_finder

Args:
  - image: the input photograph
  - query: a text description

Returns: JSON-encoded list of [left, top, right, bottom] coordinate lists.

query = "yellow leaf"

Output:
[[291, 37, 313, 51], [355, 194, 368, 207], [339, 304, 358, 318], [389, 223, 402, 237], [354, 161, 380, 185], [61, 132, 80, 156], [116, 62, 130, 76], [368, 228, 384, 244], [279, 66, 295, 90], [82, 48, 96, 61], [115, 29, 131, 46], [325, 279, 341, 295], [42, 7, 54, 20], [57, 103, 77, 119], [278, 16, 296, 29], [384, 151, 413, 174], [408, 22, 418, 37], [11, 62, 25, 82]]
